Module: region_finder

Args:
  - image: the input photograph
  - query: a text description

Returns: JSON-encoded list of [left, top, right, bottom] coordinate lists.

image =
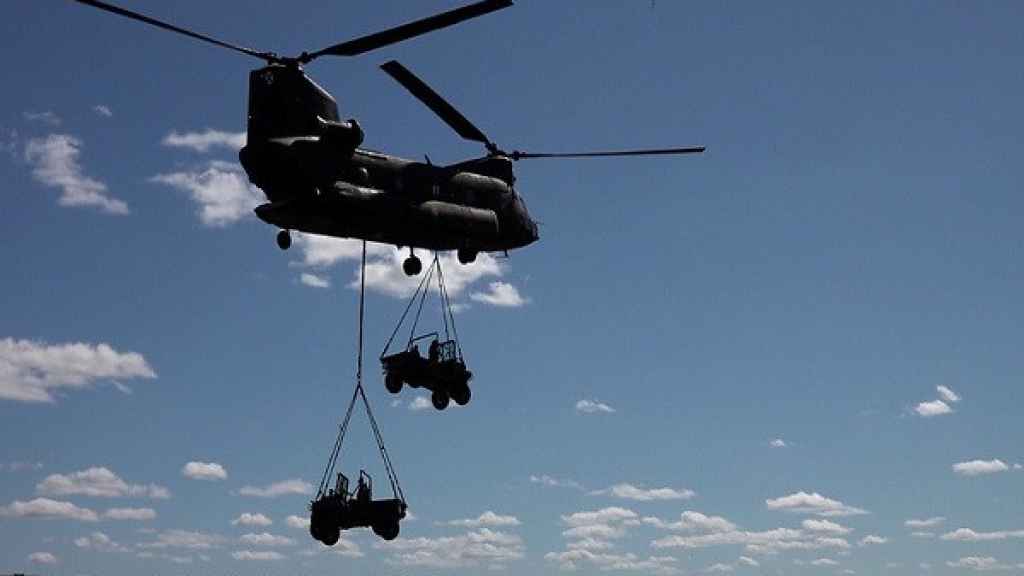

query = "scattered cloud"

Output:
[[811, 558, 839, 566], [24, 111, 62, 126], [937, 385, 961, 403], [285, 515, 310, 529], [652, 525, 851, 555], [75, 531, 127, 552], [151, 160, 263, 227], [378, 528, 525, 568], [182, 461, 227, 481], [104, 507, 156, 521], [576, 399, 615, 414], [232, 550, 286, 561], [529, 474, 583, 490], [591, 483, 695, 501], [644, 511, 737, 533], [802, 519, 852, 535], [238, 478, 312, 498], [905, 517, 945, 528], [24, 134, 128, 214], [409, 395, 432, 411], [93, 105, 113, 117], [911, 531, 935, 538], [470, 281, 528, 307], [544, 549, 680, 575], [738, 556, 759, 567], [138, 529, 226, 550], [1, 461, 43, 472], [953, 459, 1010, 476], [946, 557, 1014, 571], [162, 129, 246, 153], [0, 497, 98, 521], [940, 528, 1024, 542], [914, 399, 952, 417], [0, 338, 156, 403], [705, 562, 734, 572], [232, 513, 272, 527], [769, 438, 787, 448], [300, 272, 330, 289], [765, 491, 868, 517], [238, 532, 295, 547], [858, 534, 887, 546], [36, 467, 169, 499], [444, 511, 521, 528], [28, 551, 58, 564]]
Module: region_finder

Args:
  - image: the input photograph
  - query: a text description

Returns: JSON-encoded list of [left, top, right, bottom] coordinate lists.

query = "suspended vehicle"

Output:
[[311, 470, 405, 543], [70, 0, 705, 277], [380, 256, 472, 410]]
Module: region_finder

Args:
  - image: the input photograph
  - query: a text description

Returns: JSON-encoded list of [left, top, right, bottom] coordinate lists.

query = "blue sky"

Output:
[[2, 1, 1024, 574]]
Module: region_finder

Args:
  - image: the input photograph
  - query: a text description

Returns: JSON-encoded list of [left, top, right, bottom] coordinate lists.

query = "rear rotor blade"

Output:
[[72, 0, 276, 62], [304, 0, 513, 61], [511, 147, 706, 160], [381, 60, 492, 145]]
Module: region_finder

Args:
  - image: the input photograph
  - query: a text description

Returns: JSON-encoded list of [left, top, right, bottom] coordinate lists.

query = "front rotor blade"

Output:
[[381, 60, 491, 145], [512, 146, 706, 160], [72, 0, 275, 62], [305, 0, 513, 61]]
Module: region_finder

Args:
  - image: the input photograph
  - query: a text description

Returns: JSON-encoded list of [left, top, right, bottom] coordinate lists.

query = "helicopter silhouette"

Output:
[[73, 0, 704, 276]]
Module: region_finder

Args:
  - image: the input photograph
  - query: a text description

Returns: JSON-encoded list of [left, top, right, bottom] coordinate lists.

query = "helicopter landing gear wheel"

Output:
[[402, 255, 422, 276], [457, 249, 477, 265], [276, 230, 292, 251], [431, 390, 450, 411]]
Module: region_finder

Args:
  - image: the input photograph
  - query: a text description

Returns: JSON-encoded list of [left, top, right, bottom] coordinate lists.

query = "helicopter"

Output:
[[72, 0, 704, 276]]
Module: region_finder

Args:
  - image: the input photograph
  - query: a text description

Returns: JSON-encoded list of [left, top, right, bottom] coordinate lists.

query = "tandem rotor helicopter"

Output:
[[73, 0, 704, 276]]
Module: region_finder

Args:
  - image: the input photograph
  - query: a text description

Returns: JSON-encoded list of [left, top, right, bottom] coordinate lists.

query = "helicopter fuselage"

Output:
[[239, 64, 538, 256]]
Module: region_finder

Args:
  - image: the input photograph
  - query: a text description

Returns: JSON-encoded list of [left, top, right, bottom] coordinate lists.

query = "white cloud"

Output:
[[953, 459, 1010, 476], [529, 474, 583, 490], [652, 528, 851, 555], [163, 129, 246, 153], [911, 531, 935, 538], [378, 528, 525, 568], [905, 517, 944, 528], [1, 338, 156, 403], [36, 467, 169, 499], [182, 461, 227, 481], [937, 385, 961, 403], [93, 105, 113, 117], [576, 399, 615, 414], [232, 550, 286, 561], [75, 531, 126, 552], [138, 529, 225, 550], [238, 478, 312, 498], [765, 491, 868, 517], [232, 513, 272, 527], [566, 538, 614, 551], [544, 549, 679, 575], [738, 556, 759, 567], [802, 519, 851, 535], [769, 438, 787, 448], [562, 507, 638, 528], [643, 511, 736, 533], [705, 563, 734, 573], [24, 111, 62, 126], [285, 515, 310, 529], [914, 399, 952, 417], [28, 551, 58, 564], [151, 161, 264, 227], [24, 134, 128, 214], [1, 461, 43, 472], [300, 272, 330, 289], [811, 558, 839, 566], [470, 282, 528, 307], [239, 532, 295, 547], [946, 557, 1014, 571], [940, 528, 1024, 542], [409, 396, 432, 411], [858, 534, 887, 546], [356, 248, 504, 299], [104, 507, 156, 521], [445, 511, 521, 528], [0, 497, 98, 521], [591, 483, 695, 501]]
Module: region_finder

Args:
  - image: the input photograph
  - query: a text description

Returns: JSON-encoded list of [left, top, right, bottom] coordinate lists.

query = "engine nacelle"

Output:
[[318, 116, 364, 153]]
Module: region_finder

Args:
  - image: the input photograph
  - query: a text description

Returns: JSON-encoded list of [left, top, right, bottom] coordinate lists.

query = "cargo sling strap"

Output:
[[379, 253, 463, 361], [317, 241, 405, 504]]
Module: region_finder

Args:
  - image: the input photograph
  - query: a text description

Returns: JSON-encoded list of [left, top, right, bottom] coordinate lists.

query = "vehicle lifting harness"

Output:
[[317, 241, 405, 505], [379, 253, 464, 362]]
